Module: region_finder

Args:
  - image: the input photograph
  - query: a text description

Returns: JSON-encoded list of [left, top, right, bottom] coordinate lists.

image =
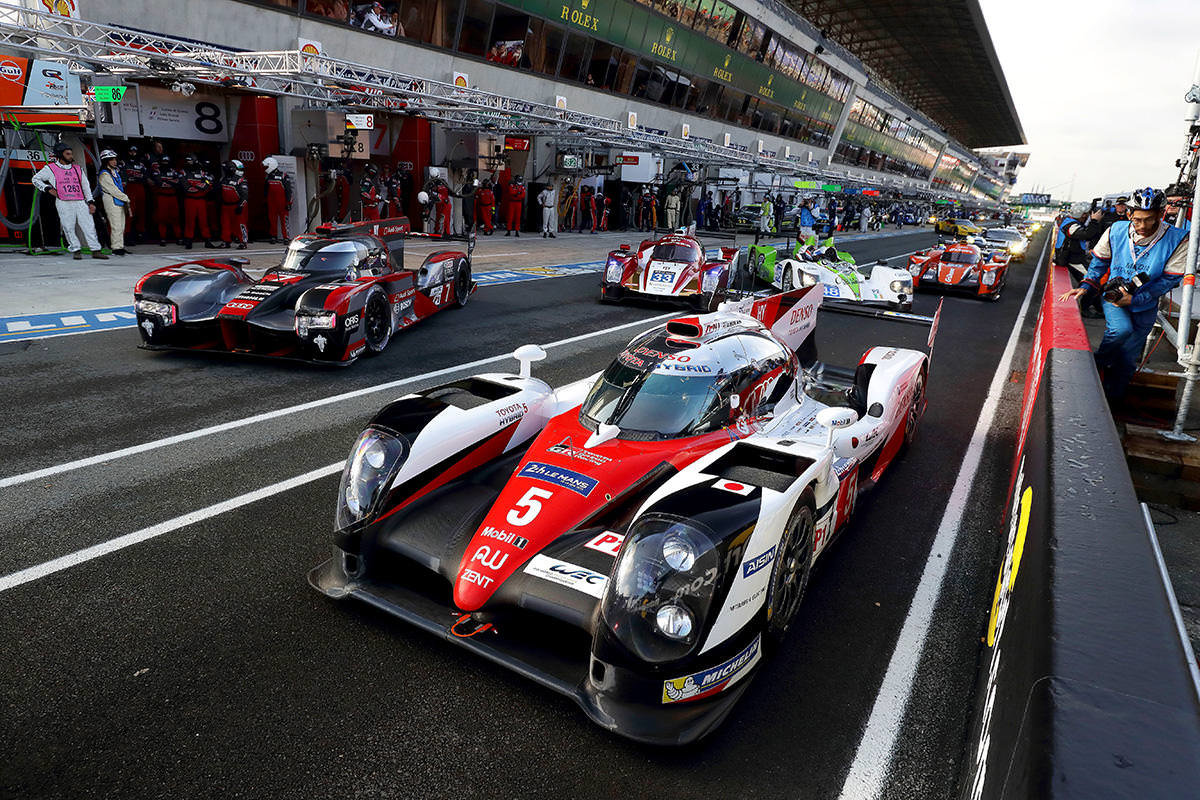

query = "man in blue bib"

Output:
[[1062, 187, 1190, 402]]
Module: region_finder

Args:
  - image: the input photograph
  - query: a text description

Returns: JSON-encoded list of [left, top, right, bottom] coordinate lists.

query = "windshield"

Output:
[[943, 249, 979, 265], [279, 238, 368, 274], [580, 359, 730, 438], [650, 243, 700, 263], [954, 219, 974, 226], [988, 230, 1023, 242]]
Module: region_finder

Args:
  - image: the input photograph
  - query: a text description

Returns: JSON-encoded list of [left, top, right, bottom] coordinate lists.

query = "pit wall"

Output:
[[962, 264, 1200, 797]]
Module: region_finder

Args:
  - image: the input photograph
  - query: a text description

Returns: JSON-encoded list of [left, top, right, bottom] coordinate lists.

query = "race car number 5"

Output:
[[507, 487, 553, 526]]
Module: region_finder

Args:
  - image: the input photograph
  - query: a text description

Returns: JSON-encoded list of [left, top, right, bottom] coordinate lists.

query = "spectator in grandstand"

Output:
[[357, 1, 396, 35], [1060, 187, 1190, 402]]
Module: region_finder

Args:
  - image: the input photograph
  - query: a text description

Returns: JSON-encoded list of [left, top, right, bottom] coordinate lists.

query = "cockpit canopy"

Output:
[[942, 246, 980, 265], [280, 236, 383, 276], [580, 329, 793, 439]]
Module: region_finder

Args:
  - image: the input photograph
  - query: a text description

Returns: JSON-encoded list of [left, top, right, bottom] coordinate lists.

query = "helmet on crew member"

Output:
[[417, 190, 430, 204], [52, 140, 72, 158], [1128, 187, 1165, 212], [99, 149, 119, 164], [262, 156, 280, 174], [229, 159, 244, 175], [183, 153, 198, 168], [364, 162, 378, 175]]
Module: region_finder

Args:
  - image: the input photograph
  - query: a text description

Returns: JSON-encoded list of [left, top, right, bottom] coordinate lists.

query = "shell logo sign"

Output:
[[41, 0, 77, 17], [300, 43, 320, 55], [453, 71, 469, 88]]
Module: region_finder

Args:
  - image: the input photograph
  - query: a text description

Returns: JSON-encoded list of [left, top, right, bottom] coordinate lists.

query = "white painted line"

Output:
[[836, 234, 1049, 798], [0, 313, 674, 490], [0, 461, 345, 594]]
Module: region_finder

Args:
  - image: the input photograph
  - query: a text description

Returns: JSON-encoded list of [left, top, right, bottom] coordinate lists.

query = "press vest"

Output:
[[103, 168, 125, 207], [1105, 219, 1189, 312], [49, 162, 85, 201]]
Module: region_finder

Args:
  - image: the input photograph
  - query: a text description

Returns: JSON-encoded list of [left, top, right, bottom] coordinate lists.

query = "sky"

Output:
[[978, 0, 1200, 202]]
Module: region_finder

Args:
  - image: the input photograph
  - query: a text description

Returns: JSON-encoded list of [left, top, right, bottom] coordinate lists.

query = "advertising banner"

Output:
[[0, 53, 83, 125]]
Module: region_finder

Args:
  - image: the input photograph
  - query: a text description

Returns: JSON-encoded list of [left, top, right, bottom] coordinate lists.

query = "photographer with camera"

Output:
[[1061, 187, 1191, 402]]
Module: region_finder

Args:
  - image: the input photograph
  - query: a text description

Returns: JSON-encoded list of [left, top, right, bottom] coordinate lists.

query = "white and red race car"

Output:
[[600, 227, 741, 311], [310, 286, 939, 744]]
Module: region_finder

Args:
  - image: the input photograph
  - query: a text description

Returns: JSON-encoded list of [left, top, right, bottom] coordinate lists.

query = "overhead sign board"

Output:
[[0, 54, 83, 125], [92, 85, 126, 103], [504, 135, 530, 152]]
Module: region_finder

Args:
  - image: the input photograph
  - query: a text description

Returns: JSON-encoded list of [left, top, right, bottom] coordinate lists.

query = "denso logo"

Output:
[[788, 305, 814, 324]]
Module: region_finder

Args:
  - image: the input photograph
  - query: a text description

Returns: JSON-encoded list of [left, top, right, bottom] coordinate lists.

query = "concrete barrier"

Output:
[[963, 264, 1200, 798]]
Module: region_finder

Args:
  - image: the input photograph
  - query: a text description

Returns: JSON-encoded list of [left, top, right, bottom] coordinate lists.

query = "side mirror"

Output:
[[816, 407, 859, 446], [875, 259, 888, 266], [513, 344, 546, 378], [729, 393, 741, 411]]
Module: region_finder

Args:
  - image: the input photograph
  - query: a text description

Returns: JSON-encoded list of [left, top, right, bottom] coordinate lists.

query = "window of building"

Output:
[[678, 0, 701, 28], [437, 0, 464, 49], [487, 8, 528, 67], [304, 0, 348, 25], [587, 42, 621, 90], [525, 19, 564, 76], [612, 51, 640, 94], [457, 0, 493, 56], [559, 32, 591, 83]]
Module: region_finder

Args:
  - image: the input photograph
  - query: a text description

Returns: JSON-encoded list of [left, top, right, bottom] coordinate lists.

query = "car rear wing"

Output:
[[821, 299, 944, 363], [405, 229, 478, 256]]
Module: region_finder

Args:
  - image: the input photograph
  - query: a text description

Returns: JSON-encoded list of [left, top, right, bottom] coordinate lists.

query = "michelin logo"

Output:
[[662, 634, 761, 704], [518, 461, 598, 497]]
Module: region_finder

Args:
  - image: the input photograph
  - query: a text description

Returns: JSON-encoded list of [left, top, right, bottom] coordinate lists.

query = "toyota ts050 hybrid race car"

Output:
[[600, 227, 741, 311], [133, 217, 475, 365], [748, 235, 913, 311], [309, 285, 941, 744], [907, 240, 1010, 301]]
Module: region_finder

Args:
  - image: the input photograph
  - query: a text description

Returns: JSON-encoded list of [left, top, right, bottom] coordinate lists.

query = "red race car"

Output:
[[906, 240, 1009, 301], [134, 218, 475, 365], [600, 227, 741, 312]]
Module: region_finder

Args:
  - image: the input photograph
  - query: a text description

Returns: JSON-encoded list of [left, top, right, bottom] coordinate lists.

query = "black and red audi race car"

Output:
[[133, 217, 475, 364], [600, 226, 742, 311], [310, 285, 939, 744], [906, 239, 1010, 301]]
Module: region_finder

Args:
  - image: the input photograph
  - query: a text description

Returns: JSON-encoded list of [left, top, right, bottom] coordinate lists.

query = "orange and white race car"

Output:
[[907, 241, 1010, 301]]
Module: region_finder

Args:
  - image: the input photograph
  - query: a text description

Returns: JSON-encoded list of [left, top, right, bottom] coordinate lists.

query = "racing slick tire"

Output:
[[699, 289, 724, 313], [362, 286, 393, 355], [766, 489, 815, 649], [453, 258, 472, 308], [902, 366, 927, 450], [779, 265, 793, 292], [599, 284, 622, 304]]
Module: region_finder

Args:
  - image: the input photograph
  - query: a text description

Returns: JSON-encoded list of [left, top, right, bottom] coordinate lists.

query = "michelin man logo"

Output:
[[313, 334, 327, 353], [140, 320, 154, 337], [663, 676, 700, 702], [661, 634, 761, 704]]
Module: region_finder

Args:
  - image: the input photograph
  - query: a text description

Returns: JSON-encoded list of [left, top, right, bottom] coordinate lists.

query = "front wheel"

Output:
[[453, 258, 472, 308], [780, 265, 793, 292], [362, 287, 392, 355], [766, 492, 815, 647]]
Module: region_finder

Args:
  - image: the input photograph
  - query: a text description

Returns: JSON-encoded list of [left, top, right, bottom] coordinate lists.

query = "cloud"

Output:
[[979, 0, 1200, 200]]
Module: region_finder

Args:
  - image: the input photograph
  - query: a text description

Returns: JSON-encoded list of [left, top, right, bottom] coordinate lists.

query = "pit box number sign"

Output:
[[345, 113, 375, 130]]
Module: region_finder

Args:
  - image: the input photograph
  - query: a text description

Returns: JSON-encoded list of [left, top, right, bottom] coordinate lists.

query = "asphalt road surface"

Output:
[[0, 228, 1047, 799]]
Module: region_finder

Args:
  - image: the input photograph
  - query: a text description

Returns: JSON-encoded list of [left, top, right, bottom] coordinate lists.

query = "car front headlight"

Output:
[[295, 310, 337, 336], [135, 299, 176, 324], [889, 278, 911, 294], [701, 268, 721, 294], [1010, 240, 1027, 253], [606, 257, 625, 283], [799, 269, 819, 287], [335, 427, 406, 529], [982, 270, 998, 284], [602, 515, 720, 663]]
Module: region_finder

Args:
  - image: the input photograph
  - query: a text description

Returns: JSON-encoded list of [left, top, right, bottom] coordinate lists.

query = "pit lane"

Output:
[[0, 228, 1045, 799]]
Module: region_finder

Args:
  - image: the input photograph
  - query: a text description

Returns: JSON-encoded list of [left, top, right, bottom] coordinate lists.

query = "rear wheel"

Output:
[[902, 367, 927, 449], [363, 287, 392, 355], [453, 258, 472, 308], [766, 492, 815, 646]]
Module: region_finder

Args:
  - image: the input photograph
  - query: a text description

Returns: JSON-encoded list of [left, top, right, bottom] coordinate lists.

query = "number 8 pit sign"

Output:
[[138, 86, 229, 142]]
